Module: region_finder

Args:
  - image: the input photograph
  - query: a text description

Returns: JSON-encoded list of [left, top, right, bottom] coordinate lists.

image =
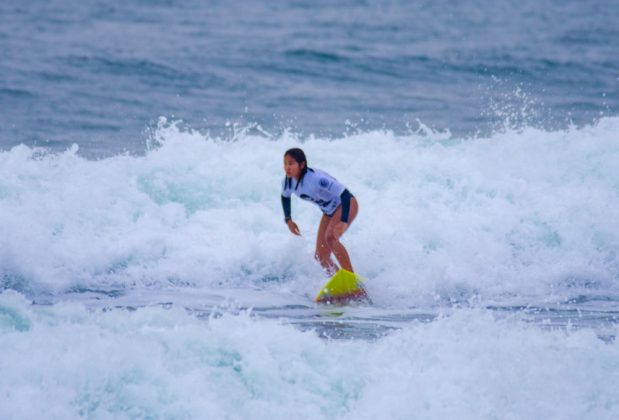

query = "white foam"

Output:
[[0, 291, 617, 419], [0, 118, 618, 306]]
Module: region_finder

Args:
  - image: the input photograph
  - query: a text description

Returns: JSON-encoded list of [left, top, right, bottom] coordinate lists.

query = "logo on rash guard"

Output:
[[300, 194, 331, 208], [319, 178, 330, 188]]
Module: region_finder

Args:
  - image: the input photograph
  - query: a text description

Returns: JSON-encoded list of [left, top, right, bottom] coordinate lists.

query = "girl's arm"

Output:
[[281, 195, 291, 222], [282, 195, 301, 235], [340, 189, 352, 223]]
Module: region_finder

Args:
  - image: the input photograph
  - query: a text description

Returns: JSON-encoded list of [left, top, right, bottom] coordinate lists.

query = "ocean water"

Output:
[[2, 1, 619, 419], [2, 0, 618, 156]]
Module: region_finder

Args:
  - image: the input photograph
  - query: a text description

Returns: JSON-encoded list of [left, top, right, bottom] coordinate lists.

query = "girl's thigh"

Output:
[[325, 197, 359, 237]]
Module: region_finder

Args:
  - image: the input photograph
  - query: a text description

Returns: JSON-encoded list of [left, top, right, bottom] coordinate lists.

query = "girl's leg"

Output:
[[324, 197, 359, 272], [315, 213, 338, 275]]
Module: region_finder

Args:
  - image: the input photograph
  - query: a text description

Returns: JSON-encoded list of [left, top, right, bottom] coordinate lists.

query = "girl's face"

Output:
[[284, 154, 304, 179]]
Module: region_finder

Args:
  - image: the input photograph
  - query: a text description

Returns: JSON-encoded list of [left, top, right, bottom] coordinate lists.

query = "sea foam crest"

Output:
[[0, 118, 617, 305]]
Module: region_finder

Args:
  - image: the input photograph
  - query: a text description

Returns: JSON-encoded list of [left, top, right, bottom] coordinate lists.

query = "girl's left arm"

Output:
[[340, 189, 352, 223]]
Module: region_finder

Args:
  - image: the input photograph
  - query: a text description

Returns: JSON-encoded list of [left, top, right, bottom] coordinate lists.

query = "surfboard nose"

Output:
[[315, 269, 370, 304]]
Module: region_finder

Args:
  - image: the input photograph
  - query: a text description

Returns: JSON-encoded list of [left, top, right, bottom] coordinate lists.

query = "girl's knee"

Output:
[[324, 233, 337, 249]]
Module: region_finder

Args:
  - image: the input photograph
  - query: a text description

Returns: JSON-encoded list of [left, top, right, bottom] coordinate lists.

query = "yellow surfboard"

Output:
[[315, 269, 370, 304]]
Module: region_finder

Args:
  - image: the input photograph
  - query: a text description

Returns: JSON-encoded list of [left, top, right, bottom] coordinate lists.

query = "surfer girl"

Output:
[[281, 148, 359, 274]]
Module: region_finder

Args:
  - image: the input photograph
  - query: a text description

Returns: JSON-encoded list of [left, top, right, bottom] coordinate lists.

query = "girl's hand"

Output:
[[332, 221, 348, 240], [286, 219, 301, 236]]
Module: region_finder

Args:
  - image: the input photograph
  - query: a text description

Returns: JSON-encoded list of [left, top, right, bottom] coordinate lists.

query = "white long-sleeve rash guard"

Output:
[[281, 168, 347, 216]]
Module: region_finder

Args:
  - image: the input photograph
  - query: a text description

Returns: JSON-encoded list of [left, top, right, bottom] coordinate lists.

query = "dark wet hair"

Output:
[[284, 148, 308, 177]]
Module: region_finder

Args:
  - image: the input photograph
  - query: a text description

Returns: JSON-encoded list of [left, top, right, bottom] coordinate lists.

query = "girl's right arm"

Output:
[[281, 195, 301, 235], [282, 195, 291, 222]]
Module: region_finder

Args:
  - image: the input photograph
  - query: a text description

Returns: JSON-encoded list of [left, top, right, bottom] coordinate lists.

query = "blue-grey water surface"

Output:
[[1, 0, 618, 156]]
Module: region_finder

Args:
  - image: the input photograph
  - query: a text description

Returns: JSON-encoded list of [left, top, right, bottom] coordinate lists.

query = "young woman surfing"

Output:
[[281, 148, 359, 275]]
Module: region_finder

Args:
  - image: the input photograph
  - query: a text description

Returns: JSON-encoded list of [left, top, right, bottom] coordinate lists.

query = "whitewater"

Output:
[[1, 117, 619, 418]]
